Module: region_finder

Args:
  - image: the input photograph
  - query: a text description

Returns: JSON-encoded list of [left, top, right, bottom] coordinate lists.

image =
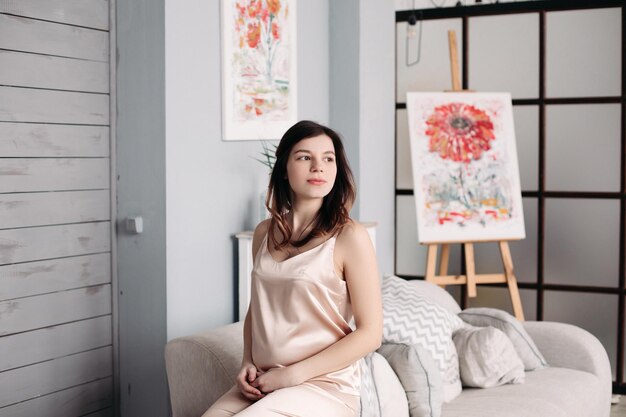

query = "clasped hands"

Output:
[[236, 361, 303, 401]]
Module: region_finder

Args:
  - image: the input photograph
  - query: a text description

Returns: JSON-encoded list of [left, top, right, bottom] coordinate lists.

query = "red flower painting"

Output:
[[267, 0, 281, 15], [405, 93, 524, 241], [246, 22, 262, 48], [235, 0, 283, 81], [232, 0, 288, 119], [425, 102, 495, 163]]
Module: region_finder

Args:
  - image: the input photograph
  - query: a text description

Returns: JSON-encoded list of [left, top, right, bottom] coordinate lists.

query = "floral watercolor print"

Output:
[[221, 0, 297, 140], [406, 92, 525, 243]]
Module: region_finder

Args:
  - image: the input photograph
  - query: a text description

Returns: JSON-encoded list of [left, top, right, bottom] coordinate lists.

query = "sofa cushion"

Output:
[[453, 326, 525, 388], [359, 353, 381, 417], [360, 351, 410, 417], [405, 278, 461, 315], [382, 275, 465, 402], [370, 352, 409, 417], [165, 322, 244, 417], [378, 343, 442, 417], [442, 367, 603, 417], [458, 308, 548, 371]]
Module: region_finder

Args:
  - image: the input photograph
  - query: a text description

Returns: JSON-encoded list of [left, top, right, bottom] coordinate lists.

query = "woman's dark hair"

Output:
[[266, 120, 356, 249]]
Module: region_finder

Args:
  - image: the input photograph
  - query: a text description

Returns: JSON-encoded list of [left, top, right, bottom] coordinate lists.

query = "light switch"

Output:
[[126, 216, 144, 234]]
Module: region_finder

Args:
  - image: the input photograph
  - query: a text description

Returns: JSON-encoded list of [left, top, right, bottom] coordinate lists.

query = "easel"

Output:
[[424, 31, 525, 321]]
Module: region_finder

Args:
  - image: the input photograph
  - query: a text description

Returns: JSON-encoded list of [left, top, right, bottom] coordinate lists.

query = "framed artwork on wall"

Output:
[[406, 92, 525, 243], [221, 0, 298, 141]]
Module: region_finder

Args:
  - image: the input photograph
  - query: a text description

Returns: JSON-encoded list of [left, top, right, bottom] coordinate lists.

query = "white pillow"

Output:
[[382, 275, 465, 402], [458, 307, 548, 371], [370, 352, 410, 417], [453, 326, 525, 388], [378, 343, 443, 417], [360, 352, 409, 417]]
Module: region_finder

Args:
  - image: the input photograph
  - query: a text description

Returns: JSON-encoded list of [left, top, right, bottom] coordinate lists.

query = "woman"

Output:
[[204, 120, 383, 416]]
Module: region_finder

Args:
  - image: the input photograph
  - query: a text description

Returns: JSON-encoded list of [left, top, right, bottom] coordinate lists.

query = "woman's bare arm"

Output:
[[236, 220, 271, 400], [245, 219, 269, 362]]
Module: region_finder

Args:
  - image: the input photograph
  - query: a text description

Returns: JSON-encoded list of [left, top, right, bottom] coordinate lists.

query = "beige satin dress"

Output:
[[203, 234, 360, 417]]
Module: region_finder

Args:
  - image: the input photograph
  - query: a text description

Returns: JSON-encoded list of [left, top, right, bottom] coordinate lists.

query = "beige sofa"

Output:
[[165, 281, 612, 417]]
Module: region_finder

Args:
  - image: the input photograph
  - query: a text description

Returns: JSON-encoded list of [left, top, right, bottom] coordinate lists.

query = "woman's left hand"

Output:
[[249, 366, 303, 394]]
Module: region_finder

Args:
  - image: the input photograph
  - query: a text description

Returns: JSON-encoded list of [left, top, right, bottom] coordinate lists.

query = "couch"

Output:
[[165, 280, 612, 417]]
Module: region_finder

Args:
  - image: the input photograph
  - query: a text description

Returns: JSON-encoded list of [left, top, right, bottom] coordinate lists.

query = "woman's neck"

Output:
[[289, 198, 323, 240]]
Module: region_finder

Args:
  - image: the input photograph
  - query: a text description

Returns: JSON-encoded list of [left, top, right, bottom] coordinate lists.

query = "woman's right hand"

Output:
[[236, 362, 265, 401]]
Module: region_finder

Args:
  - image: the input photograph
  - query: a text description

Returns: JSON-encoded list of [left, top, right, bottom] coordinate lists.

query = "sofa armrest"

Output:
[[165, 321, 244, 417], [523, 321, 612, 412]]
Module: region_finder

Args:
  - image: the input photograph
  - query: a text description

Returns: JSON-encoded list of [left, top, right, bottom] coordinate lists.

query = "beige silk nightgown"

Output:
[[203, 234, 360, 417]]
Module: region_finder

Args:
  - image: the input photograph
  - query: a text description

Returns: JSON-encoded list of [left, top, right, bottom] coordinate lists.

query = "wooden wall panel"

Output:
[[0, 253, 111, 302], [0, 50, 109, 93], [0, 316, 111, 371], [0, 190, 110, 229], [0, 222, 110, 265], [0, 0, 109, 30], [0, 0, 114, 413], [0, 346, 112, 407], [0, 14, 108, 61], [0, 284, 111, 336], [0, 87, 109, 125], [0, 377, 113, 417], [0, 158, 109, 193], [0, 123, 109, 157]]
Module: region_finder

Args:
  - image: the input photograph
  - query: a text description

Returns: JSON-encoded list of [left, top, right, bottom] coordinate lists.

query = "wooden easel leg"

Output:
[[439, 244, 450, 277], [499, 241, 525, 321], [436, 244, 450, 289], [464, 243, 477, 298], [448, 31, 461, 91], [425, 244, 438, 283]]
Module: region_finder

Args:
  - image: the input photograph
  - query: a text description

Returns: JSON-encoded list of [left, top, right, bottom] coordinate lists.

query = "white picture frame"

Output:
[[221, 0, 298, 141]]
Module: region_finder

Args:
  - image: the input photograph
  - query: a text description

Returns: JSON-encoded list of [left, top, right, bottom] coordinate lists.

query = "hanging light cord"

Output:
[[405, 4, 423, 67]]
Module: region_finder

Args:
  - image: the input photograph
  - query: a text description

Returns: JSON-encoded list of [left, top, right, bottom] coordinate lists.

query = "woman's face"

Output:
[[286, 134, 337, 202]]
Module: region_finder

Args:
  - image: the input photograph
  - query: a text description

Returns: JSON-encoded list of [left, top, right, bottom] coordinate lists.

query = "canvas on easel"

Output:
[[405, 31, 527, 320], [406, 92, 525, 243], [407, 92, 526, 320]]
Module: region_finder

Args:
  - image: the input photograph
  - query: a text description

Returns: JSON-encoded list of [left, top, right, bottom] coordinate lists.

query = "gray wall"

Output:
[[165, 0, 330, 340], [330, 0, 396, 275], [116, 0, 168, 416], [329, 0, 361, 213], [358, 0, 395, 276]]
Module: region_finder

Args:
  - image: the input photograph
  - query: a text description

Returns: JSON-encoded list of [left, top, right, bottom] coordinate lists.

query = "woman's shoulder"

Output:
[[253, 219, 271, 242], [252, 219, 271, 262], [336, 219, 369, 247], [334, 220, 375, 272]]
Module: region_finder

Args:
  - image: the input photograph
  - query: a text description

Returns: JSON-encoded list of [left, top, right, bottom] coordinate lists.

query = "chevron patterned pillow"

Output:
[[382, 275, 465, 402]]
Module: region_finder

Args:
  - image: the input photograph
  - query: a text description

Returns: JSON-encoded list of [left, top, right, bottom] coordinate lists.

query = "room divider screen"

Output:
[[394, 0, 626, 391]]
